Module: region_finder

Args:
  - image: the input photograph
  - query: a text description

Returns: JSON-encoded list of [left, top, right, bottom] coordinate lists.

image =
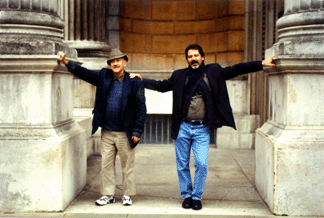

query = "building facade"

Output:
[[68, 0, 268, 149], [0, 0, 323, 216]]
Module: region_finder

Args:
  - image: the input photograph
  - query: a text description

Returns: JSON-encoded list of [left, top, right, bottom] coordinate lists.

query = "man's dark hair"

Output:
[[185, 44, 205, 59]]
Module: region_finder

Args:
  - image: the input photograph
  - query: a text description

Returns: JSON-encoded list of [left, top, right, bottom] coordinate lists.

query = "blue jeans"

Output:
[[175, 121, 210, 200]]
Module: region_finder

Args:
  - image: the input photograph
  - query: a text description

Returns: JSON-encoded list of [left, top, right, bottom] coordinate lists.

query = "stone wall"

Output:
[[119, 0, 245, 73], [117, 0, 260, 148]]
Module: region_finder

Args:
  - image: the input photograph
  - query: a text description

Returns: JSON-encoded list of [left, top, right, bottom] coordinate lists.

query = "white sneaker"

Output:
[[122, 195, 132, 206], [95, 195, 115, 206]]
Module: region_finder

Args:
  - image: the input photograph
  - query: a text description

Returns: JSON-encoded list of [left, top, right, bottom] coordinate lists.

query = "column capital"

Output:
[[0, 3, 76, 57], [277, 11, 324, 29], [0, 10, 64, 29], [272, 7, 324, 60]]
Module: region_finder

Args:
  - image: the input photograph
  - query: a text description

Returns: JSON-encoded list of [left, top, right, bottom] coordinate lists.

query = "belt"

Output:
[[183, 118, 207, 125]]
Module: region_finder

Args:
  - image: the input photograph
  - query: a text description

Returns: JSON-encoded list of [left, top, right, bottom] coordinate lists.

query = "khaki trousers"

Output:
[[100, 129, 136, 196]]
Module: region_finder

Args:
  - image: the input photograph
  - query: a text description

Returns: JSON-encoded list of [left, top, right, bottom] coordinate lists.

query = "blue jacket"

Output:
[[66, 61, 146, 148], [143, 61, 263, 139]]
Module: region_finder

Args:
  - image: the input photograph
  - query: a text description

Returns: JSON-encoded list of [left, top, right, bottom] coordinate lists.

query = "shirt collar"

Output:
[[113, 73, 125, 82]]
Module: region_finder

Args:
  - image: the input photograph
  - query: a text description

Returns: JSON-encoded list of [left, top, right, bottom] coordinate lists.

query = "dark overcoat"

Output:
[[66, 62, 146, 148], [143, 61, 263, 139]]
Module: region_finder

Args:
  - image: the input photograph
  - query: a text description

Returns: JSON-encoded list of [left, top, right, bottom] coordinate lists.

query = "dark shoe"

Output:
[[192, 200, 202, 210], [182, 197, 192, 209]]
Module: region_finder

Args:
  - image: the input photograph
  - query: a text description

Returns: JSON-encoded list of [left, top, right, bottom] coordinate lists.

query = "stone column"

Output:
[[0, 0, 86, 212], [62, 0, 109, 70], [107, 0, 120, 49], [255, 0, 324, 216], [61, 0, 110, 156]]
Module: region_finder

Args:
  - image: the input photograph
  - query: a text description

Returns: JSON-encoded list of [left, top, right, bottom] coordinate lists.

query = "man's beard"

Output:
[[190, 60, 200, 69], [190, 64, 199, 69]]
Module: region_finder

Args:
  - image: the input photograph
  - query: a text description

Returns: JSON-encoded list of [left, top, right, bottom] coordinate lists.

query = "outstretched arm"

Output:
[[130, 73, 173, 92], [221, 55, 276, 80], [57, 51, 100, 86]]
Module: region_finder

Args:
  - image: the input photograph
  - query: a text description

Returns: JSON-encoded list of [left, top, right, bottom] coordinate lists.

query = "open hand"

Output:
[[262, 55, 275, 67], [129, 73, 143, 81]]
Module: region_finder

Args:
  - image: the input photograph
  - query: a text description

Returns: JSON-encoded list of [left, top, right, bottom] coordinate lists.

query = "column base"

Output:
[[255, 121, 324, 216], [73, 108, 101, 157], [0, 121, 87, 212], [217, 114, 260, 149]]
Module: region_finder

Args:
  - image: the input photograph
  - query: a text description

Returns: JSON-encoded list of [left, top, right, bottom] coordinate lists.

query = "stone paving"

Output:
[[0, 145, 321, 217]]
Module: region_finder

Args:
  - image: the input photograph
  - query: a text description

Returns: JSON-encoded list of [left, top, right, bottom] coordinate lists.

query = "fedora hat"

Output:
[[107, 48, 128, 65]]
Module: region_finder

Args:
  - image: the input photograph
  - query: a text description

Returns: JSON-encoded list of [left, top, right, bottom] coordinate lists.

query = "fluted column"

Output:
[[255, 0, 324, 216], [0, 0, 86, 212], [60, 0, 111, 156], [62, 0, 110, 66], [0, 0, 67, 54]]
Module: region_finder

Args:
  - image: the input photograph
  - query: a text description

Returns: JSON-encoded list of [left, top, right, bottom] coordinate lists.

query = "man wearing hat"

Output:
[[57, 49, 146, 206]]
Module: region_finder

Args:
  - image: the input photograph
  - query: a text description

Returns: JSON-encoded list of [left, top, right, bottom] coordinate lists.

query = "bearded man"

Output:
[[131, 44, 275, 210]]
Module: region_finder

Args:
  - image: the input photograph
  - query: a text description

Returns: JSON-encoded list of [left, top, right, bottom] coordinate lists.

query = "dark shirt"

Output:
[[103, 74, 125, 131], [101, 74, 141, 137]]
